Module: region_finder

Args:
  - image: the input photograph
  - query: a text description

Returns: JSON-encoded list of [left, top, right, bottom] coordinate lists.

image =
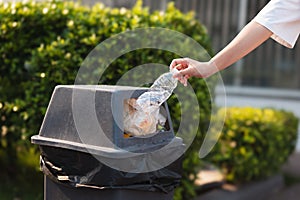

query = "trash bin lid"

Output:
[[32, 85, 175, 152]]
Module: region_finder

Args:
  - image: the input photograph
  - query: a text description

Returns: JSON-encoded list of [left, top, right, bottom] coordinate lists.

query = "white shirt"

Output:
[[254, 0, 300, 48]]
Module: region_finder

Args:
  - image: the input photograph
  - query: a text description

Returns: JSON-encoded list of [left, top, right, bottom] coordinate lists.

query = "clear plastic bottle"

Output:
[[136, 71, 178, 109], [123, 69, 186, 136]]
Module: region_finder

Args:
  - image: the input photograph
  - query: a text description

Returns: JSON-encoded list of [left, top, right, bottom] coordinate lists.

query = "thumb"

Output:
[[173, 67, 190, 79]]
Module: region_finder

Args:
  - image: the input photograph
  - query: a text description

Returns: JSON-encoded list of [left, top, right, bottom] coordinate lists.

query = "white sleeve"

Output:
[[253, 0, 300, 48]]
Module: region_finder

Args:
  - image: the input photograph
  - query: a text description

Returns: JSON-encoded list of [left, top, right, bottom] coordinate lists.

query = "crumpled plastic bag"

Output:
[[123, 99, 166, 136]]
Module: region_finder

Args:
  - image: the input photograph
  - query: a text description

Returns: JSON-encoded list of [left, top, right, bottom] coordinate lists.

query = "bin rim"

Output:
[[56, 84, 149, 92], [31, 135, 184, 159]]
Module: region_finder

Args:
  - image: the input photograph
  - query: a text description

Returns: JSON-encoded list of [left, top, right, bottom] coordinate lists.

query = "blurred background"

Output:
[[76, 0, 300, 150], [1, 0, 299, 200]]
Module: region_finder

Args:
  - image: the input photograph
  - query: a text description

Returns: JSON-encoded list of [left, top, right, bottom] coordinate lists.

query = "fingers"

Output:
[[169, 59, 180, 69], [174, 73, 187, 86], [170, 58, 191, 86], [179, 76, 188, 86], [171, 66, 183, 78], [173, 67, 188, 78], [175, 64, 185, 70], [172, 68, 189, 86], [170, 58, 215, 79], [169, 58, 187, 70]]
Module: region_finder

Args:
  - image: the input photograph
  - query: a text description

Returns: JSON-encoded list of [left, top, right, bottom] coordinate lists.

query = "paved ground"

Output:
[[282, 152, 300, 177], [266, 152, 300, 200], [195, 152, 300, 200]]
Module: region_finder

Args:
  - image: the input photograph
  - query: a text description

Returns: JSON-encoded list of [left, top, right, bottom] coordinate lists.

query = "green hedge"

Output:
[[0, 1, 214, 199], [207, 107, 299, 184]]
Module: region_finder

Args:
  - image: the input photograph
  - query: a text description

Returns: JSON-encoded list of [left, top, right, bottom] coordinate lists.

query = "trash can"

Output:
[[31, 85, 185, 200]]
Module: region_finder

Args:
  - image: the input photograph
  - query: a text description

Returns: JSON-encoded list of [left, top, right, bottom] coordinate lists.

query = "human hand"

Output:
[[170, 58, 218, 80], [170, 66, 188, 86]]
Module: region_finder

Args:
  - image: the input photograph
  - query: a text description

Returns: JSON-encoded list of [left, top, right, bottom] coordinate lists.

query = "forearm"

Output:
[[210, 21, 272, 71]]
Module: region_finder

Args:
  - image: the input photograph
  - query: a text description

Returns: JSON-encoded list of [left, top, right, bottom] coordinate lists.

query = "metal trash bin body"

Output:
[[31, 85, 184, 200]]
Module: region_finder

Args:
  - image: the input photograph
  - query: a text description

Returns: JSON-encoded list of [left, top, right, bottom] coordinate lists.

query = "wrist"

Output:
[[205, 60, 220, 77]]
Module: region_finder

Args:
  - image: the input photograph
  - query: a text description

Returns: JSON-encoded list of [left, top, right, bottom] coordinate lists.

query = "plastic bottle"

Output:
[[123, 68, 186, 136], [136, 70, 178, 109]]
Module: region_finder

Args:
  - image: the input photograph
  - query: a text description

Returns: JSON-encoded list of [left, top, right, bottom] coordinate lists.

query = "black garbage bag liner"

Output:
[[40, 146, 182, 194]]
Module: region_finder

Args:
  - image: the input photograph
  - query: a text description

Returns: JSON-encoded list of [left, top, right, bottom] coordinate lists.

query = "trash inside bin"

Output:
[[123, 69, 182, 137], [31, 85, 185, 200]]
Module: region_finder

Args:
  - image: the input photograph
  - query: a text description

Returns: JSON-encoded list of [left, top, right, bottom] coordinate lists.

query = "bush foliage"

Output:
[[207, 107, 298, 184], [0, 1, 214, 199]]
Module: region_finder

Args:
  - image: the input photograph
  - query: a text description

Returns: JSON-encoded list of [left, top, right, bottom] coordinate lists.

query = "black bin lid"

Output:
[[31, 85, 176, 155]]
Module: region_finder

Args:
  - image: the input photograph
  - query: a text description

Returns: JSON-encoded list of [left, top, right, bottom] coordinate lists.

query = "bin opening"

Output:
[[123, 98, 170, 138]]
